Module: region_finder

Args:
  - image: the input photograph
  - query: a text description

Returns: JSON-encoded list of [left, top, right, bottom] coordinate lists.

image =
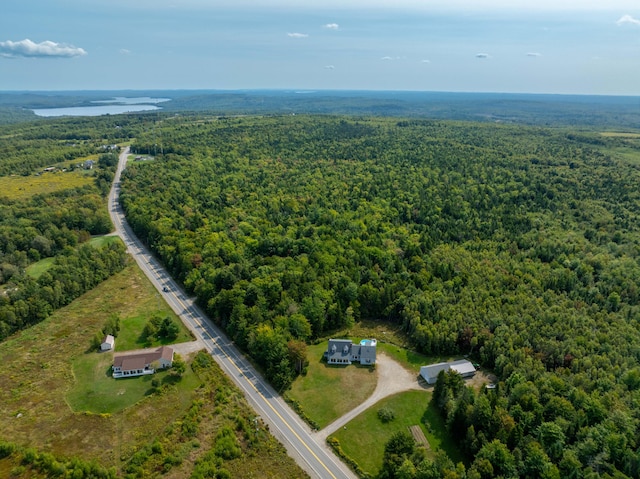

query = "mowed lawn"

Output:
[[329, 319, 438, 373], [115, 311, 193, 351], [88, 235, 121, 248], [0, 263, 200, 467], [287, 342, 377, 429], [68, 350, 199, 414], [25, 257, 56, 279], [330, 390, 464, 476], [26, 236, 123, 279], [377, 342, 434, 374]]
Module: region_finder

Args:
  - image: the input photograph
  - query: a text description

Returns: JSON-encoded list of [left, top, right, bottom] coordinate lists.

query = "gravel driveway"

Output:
[[170, 339, 206, 357], [317, 352, 427, 439]]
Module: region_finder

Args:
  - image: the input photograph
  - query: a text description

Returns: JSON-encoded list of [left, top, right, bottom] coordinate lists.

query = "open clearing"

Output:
[[287, 341, 377, 429], [67, 349, 199, 414], [329, 390, 465, 476], [26, 236, 123, 279], [0, 169, 95, 200], [0, 263, 197, 467], [329, 390, 433, 476]]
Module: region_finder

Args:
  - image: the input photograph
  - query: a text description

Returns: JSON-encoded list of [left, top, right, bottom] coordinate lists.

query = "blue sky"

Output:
[[1, 0, 639, 95]]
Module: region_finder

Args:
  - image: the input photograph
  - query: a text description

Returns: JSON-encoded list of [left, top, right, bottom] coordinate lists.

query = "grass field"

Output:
[[26, 236, 123, 279], [115, 310, 193, 351], [88, 235, 121, 248], [0, 263, 197, 467], [377, 342, 435, 373], [67, 350, 199, 414], [25, 257, 55, 279], [329, 390, 465, 476], [287, 342, 377, 429], [0, 259, 307, 477], [608, 146, 640, 165], [600, 131, 640, 138], [0, 169, 95, 200]]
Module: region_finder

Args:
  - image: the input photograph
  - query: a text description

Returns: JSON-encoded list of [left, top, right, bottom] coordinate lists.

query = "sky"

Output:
[[1, 0, 640, 95]]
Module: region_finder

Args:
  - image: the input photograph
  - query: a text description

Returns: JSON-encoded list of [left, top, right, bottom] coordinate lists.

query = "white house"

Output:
[[325, 338, 377, 365], [101, 334, 115, 351], [112, 346, 174, 378], [420, 360, 476, 385]]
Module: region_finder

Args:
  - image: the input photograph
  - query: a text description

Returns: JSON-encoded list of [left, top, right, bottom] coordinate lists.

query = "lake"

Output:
[[32, 97, 170, 117]]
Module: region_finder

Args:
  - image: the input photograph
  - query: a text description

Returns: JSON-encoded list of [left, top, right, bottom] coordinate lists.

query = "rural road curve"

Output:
[[108, 147, 357, 479]]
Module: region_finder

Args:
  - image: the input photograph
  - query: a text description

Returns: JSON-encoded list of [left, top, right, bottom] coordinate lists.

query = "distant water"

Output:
[[32, 97, 170, 117], [91, 97, 171, 105]]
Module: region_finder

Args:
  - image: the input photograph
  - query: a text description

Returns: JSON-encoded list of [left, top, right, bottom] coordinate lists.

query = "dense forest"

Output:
[[0, 116, 143, 340], [2, 90, 640, 128], [120, 115, 640, 477]]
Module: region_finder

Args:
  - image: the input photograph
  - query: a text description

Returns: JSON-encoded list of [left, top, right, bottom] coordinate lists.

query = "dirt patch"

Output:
[[467, 368, 497, 390]]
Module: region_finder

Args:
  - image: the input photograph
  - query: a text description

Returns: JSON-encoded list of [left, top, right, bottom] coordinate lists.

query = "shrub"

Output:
[[214, 427, 242, 460], [377, 407, 396, 423]]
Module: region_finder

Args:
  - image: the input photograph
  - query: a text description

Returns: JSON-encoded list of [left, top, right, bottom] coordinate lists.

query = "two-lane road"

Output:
[[108, 147, 356, 479]]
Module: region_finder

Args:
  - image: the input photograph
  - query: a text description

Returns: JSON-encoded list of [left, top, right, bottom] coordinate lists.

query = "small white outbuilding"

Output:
[[101, 334, 115, 351]]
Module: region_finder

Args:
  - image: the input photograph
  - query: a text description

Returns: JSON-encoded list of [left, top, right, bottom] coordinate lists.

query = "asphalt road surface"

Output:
[[108, 147, 356, 479]]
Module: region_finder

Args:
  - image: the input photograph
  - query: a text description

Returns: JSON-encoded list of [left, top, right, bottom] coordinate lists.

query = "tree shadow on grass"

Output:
[[136, 330, 154, 348], [421, 400, 467, 465], [162, 373, 182, 386]]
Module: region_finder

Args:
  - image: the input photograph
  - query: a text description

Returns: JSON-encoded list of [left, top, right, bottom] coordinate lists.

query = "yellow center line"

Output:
[[113, 162, 340, 478], [173, 295, 338, 479]]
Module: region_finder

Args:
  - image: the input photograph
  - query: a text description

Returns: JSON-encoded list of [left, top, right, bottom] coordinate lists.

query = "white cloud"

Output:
[[120, 48, 131, 55], [526, 52, 542, 57], [616, 14, 640, 26], [287, 32, 309, 38], [421, 59, 431, 63], [323, 23, 339, 30], [324, 64, 335, 69], [381, 56, 394, 60], [0, 39, 87, 58]]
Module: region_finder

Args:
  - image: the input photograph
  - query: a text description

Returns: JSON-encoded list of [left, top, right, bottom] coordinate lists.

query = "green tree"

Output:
[[171, 353, 186, 377], [159, 316, 180, 340], [102, 314, 121, 338], [473, 440, 517, 479], [380, 431, 416, 479]]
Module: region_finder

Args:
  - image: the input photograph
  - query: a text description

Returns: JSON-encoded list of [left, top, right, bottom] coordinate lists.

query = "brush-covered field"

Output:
[[0, 263, 306, 477]]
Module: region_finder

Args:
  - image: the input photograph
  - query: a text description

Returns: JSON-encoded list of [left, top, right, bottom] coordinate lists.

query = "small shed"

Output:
[[420, 359, 476, 385], [101, 334, 115, 351]]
